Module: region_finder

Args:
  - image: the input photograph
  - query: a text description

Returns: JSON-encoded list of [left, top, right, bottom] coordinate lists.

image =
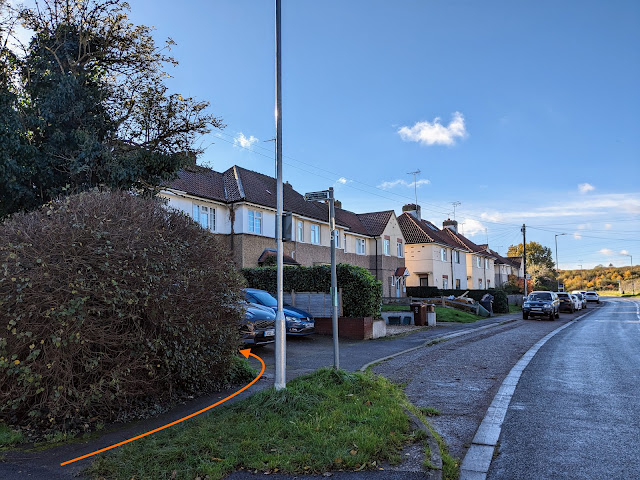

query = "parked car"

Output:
[[243, 288, 315, 336], [573, 292, 587, 309], [557, 292, 575, 313], [239, 302, 276, 346], [522, 291, 560, 320], [585, 291, 600, 303], [570, 294, 582, 311]]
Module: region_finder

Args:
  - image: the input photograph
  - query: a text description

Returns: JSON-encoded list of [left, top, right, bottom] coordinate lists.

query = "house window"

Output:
[[356, 238, 366, 255], [454, 250, 460, 263], [343, 234, 347, 252], [192, 204, 215, 231], [383, 239, 390, 256], [310, 224, 320, 244], [442, 276, 448, 289], [419, 276, 429, 287], [248, 209, 262, 234], [479, 278, 483, 289], [485, 258, 489, 268], [297, 220, 304, 242], [441, 248, 447, 262], [397, 240, 404, 258], [487, 280, 491, 288], [455, 279, 461, 289], [476, 257, 481, 268], [334, 230, 341, 248]]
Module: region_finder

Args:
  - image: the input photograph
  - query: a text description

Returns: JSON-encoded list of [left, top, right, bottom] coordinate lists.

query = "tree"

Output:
[[0, 0, 223, 217], [507, 241, 556, 270]]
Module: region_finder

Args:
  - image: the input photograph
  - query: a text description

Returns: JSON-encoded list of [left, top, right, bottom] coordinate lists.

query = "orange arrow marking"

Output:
[[61, 349, 265, 466]]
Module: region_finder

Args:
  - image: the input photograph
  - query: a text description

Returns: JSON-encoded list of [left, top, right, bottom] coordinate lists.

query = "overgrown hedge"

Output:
[[405, 287, 509, 314], [241, 264, 382, 318], [0, 191, 245, 436]]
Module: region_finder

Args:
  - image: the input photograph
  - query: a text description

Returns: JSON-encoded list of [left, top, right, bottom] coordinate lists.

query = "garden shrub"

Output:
[[242, 264, 382, 318], [0, 191, 245, 436]]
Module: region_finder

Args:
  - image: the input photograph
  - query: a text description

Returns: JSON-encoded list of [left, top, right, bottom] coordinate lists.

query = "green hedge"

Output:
[[405, 287, 509, 314], [241, 264, 382, 318]]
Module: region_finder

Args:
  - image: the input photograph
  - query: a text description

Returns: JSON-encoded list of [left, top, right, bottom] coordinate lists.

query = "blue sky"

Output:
[[14, 0, 640, 269]]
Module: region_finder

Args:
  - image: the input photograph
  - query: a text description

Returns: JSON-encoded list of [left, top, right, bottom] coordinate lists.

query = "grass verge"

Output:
[[508, 304, 522, 314], [381, 304, 410, 312], [435, 307, 484, 323], [86, 368, 427, 479]]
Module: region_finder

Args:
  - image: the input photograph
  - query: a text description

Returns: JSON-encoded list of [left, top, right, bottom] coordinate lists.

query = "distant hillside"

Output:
[[558, 265, 640, 292]]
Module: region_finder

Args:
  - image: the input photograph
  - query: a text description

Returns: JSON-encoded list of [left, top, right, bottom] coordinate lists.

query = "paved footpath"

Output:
[[0, 311, 543, 480]]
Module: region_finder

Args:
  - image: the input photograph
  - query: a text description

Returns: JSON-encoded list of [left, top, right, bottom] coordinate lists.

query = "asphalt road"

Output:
[[488, 298, 640, 480]]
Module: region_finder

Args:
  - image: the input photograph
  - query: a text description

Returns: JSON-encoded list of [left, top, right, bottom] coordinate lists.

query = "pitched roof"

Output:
[[442, 229, 493, 257], [397, 213, 460, 248], [163, 165, 397, 236], [357, 211, 394, 236]]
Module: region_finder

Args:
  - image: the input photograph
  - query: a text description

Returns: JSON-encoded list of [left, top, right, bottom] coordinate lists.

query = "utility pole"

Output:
[[274, 0, 286, 391], [407, 170, 421, 207], [578, 262, 583, 291], [555, 233, 567, 291], [521, 224, 527, 297]]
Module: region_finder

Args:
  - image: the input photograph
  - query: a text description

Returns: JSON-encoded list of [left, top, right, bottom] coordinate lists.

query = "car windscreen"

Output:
[[248, 290, 278, 307], [557, 293, 569, 298], [529, 293, 551, 301]]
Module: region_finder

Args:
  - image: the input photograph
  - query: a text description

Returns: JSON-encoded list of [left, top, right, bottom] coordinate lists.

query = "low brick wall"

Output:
[[314, 317, 374, 340]]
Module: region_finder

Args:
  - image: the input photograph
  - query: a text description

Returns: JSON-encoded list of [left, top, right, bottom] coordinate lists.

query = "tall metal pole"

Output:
[[274, 0, 286, 391], [522, 224, 527, 297], [329, 187, 339, 369], [555, 233, 566, 291]]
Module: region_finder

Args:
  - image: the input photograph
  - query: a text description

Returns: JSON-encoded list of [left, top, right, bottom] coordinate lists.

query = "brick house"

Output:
[[159, 164, 407, 297]]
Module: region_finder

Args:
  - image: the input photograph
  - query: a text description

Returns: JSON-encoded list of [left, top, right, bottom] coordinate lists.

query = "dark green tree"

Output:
[[0, 0, 223, 217]]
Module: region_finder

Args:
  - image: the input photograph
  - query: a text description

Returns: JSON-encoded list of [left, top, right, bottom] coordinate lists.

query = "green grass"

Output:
[[435, 307, 484, 323], [508, 304, 522, 314], [381, 304, 410, 312], [0, 422, 23, 450], [86, 368, 430, 479]]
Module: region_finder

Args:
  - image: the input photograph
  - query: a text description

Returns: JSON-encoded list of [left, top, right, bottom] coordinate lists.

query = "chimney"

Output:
[[402, 203, 421, 220], [334, 199, 342, 209], [443, 218, 458, 233]]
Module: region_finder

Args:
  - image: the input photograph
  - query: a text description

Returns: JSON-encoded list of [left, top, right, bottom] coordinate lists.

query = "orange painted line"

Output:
[[60, 349, 264, 467]]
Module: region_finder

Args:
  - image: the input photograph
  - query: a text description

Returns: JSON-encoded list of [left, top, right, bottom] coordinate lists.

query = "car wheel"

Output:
[[549, 311, 555, 321], [523, 312, 528, 320]]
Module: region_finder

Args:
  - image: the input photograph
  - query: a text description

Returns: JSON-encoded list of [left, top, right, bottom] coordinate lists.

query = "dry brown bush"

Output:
[[0, 190, 244, 435]]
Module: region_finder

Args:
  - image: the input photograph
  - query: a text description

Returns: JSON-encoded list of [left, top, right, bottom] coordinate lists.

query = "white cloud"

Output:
[[578, 183, 595, 194], [460, 218, 486, 237], [620, 250, 629, 255], [234, 133, 259, 149], [573, 232, 582, 240], [604, 224, 612, 230], [398, 112, 467, 146], [377, 179, 431, 190], [336, 177, 349, 185], [599, 248, 614, 256]]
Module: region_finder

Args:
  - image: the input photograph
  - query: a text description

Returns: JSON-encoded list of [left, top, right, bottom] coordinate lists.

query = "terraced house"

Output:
[[159, 165, 408, 297]]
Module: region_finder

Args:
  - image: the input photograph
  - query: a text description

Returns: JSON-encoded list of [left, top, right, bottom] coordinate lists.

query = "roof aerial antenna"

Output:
[[407, 169, 421, 207], [451, 201, 461, 221]]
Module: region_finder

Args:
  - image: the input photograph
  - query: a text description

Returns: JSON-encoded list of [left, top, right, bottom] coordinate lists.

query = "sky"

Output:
[[10, 0, 640, 269]]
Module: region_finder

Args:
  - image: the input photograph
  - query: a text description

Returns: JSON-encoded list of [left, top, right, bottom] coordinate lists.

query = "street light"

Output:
[[621, 252, 634, 295], [555, 233, 567, 291]]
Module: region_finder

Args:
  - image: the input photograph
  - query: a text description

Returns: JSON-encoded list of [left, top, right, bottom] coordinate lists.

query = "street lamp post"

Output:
[[621, 253, 634, 295], [555, 233, 567, 291]]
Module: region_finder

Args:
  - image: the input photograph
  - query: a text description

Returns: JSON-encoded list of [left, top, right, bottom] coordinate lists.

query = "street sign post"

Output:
[[304, 188, 339, 369]]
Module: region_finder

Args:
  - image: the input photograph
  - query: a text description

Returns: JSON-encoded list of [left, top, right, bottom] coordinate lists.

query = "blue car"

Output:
[[243, 288, 315, 336]]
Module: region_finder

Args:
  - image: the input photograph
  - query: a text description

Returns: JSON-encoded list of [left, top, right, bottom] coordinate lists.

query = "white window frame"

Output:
[[441, 248, 447, 262], [343, 234, 347, 253], [485, 258, 489, 268], [248, 209, 262, 234], [454, 250, 460, 263], [383, 239, 390, 256], [476, 257, 481, 268], [443, 276, 448, 289], [334, 229, 341, 248], [397, 241, 404, 258], [356, 238, 366, 255], [297, 220, 304, 242], [479, 278, 483, 289], [192, 203, 215, 231], [310, 224, 320, 245]]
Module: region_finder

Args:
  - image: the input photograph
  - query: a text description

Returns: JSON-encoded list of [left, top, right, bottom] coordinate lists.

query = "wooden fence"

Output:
[[283, 290, 343, 318]]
